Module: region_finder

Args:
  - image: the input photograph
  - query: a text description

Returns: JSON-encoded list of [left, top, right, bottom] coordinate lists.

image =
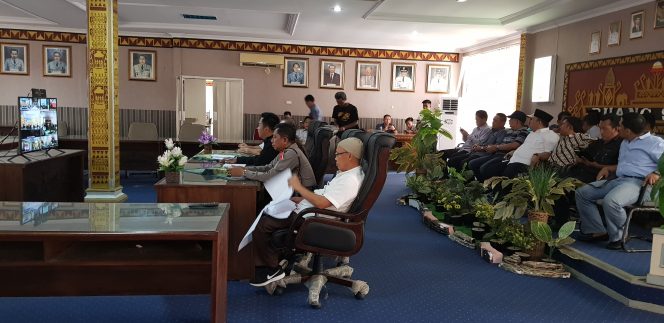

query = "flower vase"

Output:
[[203, 144, 213, 154], [165, 171, 181, 184]]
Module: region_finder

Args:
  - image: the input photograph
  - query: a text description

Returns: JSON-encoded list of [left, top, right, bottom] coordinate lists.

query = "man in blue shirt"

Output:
[[575, 113, 664, 249], [304, 95, 322, 121]]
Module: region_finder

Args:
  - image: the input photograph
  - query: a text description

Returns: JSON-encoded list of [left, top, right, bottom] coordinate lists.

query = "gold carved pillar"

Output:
[[515, 33, 527, 111], [85, 0, 126, 202]]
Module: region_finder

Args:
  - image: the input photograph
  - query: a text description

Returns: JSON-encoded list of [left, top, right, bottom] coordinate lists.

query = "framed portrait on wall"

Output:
[[655, 0, 664, 29], [355, 61, 380, 91], [283, 57, 308, 87], [589, 31, 601, 54], [629, 11, 644, 39], [426, 64, 450, 93], [1, 43, 29, 75], [391, 62, 415, 92], [607, 21, 621, 46], [129, 50, 156, 81], [319, 59, 344, 89], [43, 45, 71, 77]]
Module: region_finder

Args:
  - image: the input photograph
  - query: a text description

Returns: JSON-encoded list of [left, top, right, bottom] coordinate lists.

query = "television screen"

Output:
[[18, 96, 58, 153]]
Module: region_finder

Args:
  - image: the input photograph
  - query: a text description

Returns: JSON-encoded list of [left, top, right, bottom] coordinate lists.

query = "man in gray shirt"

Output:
[[443, 110, 491, 167], [304, 94, 322, 121]]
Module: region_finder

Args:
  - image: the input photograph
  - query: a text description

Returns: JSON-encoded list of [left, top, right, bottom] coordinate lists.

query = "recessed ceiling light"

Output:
[[333, 5, 342, 12], [457, 0, 468, 3]]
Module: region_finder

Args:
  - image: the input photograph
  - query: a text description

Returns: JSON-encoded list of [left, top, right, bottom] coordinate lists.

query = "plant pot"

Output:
[[490, 238, 507, 253], [165, 171, 181, 184], [526, 241, 546, 260], [528, 211, 549, 223], [462, 213, 475, 227], [471, 227, 486, 240], [203, 144, 213, 154], [505, 246, 522, 256], [449, 214, 463, 226]]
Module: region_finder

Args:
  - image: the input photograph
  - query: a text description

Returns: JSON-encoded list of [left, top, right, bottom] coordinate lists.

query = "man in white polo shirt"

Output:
[[250, 137, 365, 287], [503, 109, 559, 178]]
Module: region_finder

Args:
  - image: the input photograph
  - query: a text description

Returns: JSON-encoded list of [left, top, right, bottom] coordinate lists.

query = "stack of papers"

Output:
[[239, 169, 296, 251]]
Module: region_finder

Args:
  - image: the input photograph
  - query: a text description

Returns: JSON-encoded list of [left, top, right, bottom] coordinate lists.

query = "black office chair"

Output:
[[305, 121, 327, 157], [307, 126, 334, 187], [267, 132, 395, 308]]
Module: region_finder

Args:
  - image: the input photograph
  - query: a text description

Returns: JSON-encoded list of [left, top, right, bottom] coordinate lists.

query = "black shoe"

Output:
[[250, 267, 285, 287], [606, 240, 624, 250], [576, 232, 609, 242]]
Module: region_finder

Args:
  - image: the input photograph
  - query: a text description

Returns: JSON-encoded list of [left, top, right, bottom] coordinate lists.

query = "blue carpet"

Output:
[[571, 239, 652, 276], [2, 173, 663, 322], [121, 174, 158, 203]]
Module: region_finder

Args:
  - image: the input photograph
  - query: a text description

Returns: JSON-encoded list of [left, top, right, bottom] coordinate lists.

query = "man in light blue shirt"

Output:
[[304, 94, 322, 121], [575, 113, 664, 249]]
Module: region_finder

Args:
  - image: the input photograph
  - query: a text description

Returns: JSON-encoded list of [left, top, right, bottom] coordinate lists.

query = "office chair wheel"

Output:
[[354, 291, 365, 300], [274, 286, 285, 296]]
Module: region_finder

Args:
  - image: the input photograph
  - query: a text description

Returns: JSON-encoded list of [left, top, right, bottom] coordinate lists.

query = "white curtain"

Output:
[[214, 81, 244, 141], [458, 44, 520, 138]]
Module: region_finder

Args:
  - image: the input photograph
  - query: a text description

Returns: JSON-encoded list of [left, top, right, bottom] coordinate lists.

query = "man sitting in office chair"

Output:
[[249, 137, 365, 287], [575, 113, 664, 250]]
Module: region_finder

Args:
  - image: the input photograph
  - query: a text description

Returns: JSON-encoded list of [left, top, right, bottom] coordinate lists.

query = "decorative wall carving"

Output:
[[564, 50, 664, 131], [0, 28, 459, 62]]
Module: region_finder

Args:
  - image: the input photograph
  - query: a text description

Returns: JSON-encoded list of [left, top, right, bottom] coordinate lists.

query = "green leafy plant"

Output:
[[390, 108, 452, 176], [484, 165, 582, 219], [405, 175, 434, 200], [496, 221, 534, 251], [531, 220, 576, 259], [650, 153, 664, 226], [473, 199, 496, 227]]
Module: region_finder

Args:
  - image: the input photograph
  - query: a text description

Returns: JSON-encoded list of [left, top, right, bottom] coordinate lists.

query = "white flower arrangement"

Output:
[[157, 138, 188, 172]]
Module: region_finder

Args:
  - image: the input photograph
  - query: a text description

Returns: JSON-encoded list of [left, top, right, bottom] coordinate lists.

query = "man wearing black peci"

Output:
[[232, 112, 280, 166]]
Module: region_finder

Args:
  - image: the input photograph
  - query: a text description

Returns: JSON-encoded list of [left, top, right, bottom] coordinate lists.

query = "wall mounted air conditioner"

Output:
[[239, 53, 284, 69]]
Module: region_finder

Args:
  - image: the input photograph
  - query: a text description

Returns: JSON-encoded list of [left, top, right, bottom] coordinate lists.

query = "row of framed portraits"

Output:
[[589, 1, 664, 54], [283, 58, 451, 93], [1, 42, 157, 81]]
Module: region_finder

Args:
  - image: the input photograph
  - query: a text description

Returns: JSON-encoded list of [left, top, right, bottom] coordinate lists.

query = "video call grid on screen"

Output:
[[18, 97, 58, 154]]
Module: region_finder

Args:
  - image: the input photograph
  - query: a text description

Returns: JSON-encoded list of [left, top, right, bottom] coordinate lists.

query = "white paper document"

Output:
[[222, 163, 246, 169], [238, 169, 297, 251], [210, 154, 235, 160]]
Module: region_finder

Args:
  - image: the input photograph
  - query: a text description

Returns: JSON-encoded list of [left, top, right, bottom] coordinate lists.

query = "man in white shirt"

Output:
[[250, 137, 365, 287], [503, 109, 559, 178]]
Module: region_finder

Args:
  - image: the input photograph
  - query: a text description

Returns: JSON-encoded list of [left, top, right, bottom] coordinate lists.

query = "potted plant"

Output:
[[390, 108, 452, 176], [198, 129, 217, 154], [531, 220, 576, 262], [158, 138, 188, 184], [484, 166, 582, 224], [405, 175, 434, 203]]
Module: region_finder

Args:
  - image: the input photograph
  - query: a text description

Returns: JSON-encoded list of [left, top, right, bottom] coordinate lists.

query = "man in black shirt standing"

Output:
[[331, 91, 359, 137], [235, 112, 280, 166]]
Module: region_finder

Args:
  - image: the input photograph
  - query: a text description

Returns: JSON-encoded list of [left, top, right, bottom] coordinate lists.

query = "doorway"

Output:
[[177, 76, 244, 142]]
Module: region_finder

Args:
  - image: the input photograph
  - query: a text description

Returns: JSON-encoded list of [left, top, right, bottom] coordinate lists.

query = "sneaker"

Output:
[[250, 267, 285, 287]]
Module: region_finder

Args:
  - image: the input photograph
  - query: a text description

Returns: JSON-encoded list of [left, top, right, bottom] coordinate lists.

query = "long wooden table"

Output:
[[154, 158, 263, 280], [0, 202, 229, 323], [0, 149, 85, 202], [58, 136, 260, 171]]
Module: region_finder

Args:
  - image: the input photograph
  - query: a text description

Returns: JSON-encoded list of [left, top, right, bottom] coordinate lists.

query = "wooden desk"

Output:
[[154, 170, 261, 281], [0, 202, 229, 323], [0, 149, 85, 202]]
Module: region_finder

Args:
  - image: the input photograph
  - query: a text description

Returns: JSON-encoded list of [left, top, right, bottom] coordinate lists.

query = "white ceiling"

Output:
[[0, 0, 650, 52]]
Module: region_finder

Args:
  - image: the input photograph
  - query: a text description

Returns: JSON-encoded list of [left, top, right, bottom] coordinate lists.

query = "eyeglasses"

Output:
[[334, 151, 348, 157]]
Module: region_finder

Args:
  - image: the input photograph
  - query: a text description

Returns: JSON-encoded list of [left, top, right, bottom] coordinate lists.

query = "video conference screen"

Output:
[[18, 97, 58, 153]]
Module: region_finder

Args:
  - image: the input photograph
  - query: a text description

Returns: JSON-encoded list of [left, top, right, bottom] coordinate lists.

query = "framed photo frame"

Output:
[[426, 64, 451, 93], [129, 49, 156, 81], [391, 62, 415, 92], [0, 43, 29, 75], [607, 21, 621, 46], [319, 59, 344, 89], [43, 45, 71, 77], [589, 31, 601, 54], [283, 57, 308, 87], [630, 11, 645, 39], [655, 0, 664, 29], [355, 61, 380, 91]]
